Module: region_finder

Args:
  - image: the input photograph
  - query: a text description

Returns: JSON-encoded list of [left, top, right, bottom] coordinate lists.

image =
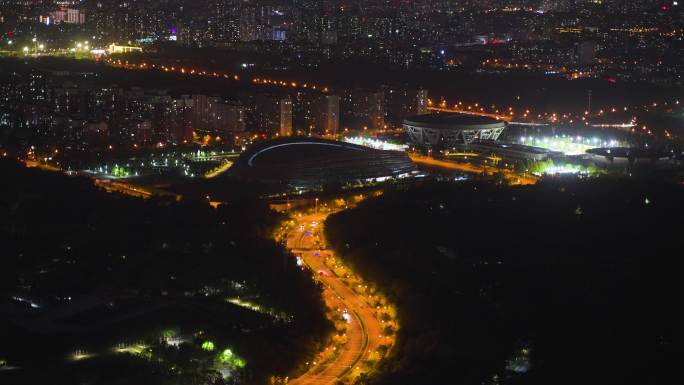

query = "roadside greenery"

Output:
[[0, 159, 331, 385]]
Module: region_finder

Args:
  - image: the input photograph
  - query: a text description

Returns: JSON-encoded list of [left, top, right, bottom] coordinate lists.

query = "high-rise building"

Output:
[[416, 89, 428, 116], [279, 97, 293, 136], [576, 41, 596, 66], [342, 88, 386, 130], [213, 102, 246, 135], [210, 0, 241, 42], [240, 5, 275, 41], [49, 8, 86, 25], [169, 95, 194, 144], [249, 94, 293, 136], [368, 91, 386, 130], [192, 94, 213, 129], [315, 95, 340, 136]]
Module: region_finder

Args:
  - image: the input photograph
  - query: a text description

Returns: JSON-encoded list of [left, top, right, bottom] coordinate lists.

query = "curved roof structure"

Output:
[[404, 113, 503, 130], [228, 137, 415, 186], [404, 113, 506, 146]]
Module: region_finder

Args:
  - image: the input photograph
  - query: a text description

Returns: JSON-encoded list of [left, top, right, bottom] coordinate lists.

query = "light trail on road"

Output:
[[283, 210, 393, 385], [409, 153, 539, 185], [205, 161, 234, 178], [427, 106, 513, 121]]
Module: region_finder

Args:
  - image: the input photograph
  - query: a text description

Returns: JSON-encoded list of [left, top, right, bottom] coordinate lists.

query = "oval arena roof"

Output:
[[403, 113, 505, 130], [228, 137, 415, 186]]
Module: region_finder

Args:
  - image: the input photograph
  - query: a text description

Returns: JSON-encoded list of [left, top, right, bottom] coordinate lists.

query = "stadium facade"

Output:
[[404, 113, 506, 148]]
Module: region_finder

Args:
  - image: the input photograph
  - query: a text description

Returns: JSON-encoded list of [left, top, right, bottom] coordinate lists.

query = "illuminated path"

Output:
[[409, 154, 539, 185], [285, 211, 388, 385], [427, 106, 549, 126], [93, 179, 182, 200], [205, 161, 233, 178], [410, 153, 486, 174], [428, 106, 513, 121]]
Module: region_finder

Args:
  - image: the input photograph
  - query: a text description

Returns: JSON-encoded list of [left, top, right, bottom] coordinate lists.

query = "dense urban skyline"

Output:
[[1, 1, 683, 385]]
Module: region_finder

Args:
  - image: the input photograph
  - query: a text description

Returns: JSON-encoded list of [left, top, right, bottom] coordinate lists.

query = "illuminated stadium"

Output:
[[518, 135, 627, 156], [227, 137, 416, 187], [404, 113, 506, 148]]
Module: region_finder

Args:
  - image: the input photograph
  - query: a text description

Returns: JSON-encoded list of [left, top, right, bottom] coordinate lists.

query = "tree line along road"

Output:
[[284, 210, 393, 385]]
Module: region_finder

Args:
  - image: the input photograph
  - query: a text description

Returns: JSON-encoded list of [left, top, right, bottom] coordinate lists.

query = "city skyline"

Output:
[[1, 1, 683, 385]]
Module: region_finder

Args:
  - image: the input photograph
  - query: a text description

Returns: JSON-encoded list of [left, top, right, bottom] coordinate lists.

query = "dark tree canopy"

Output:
[[326, 179, 684, 385]]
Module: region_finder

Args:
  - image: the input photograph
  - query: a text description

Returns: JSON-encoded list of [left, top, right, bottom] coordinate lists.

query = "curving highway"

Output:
[[285, 212, 387, 385]]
